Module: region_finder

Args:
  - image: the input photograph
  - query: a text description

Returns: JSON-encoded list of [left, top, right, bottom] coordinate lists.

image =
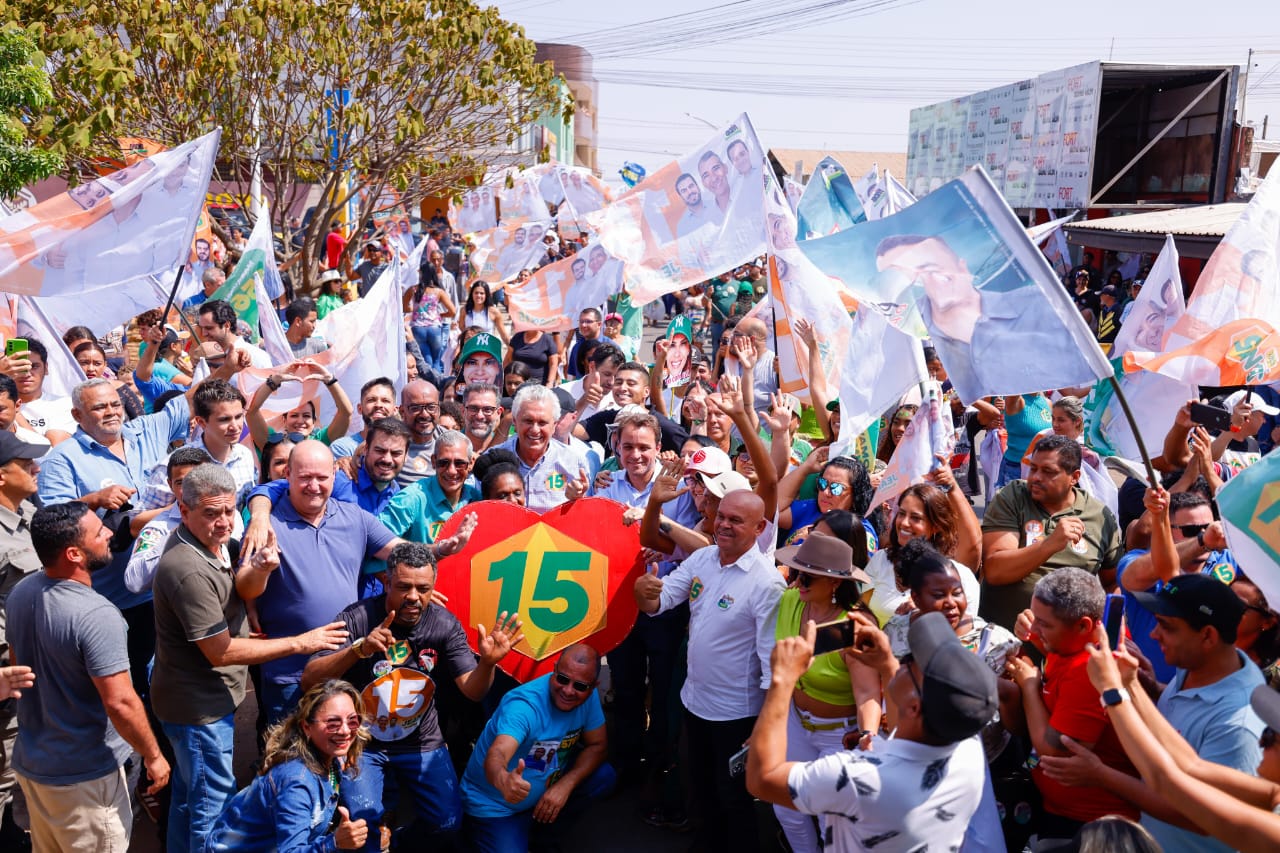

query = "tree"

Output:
[[2, 0, 567, 289], [0, 27, 63, 201]]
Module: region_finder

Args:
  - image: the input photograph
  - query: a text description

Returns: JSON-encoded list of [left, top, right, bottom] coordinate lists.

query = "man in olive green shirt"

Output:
[[978, 434, 1122, 631]]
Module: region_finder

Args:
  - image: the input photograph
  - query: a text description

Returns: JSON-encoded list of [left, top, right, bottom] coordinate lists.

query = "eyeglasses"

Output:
[[1177, 523, 1210, 539], [817, 478, 848, 497], [1261, 727, 1277, 750], [434, 458, 469, 469], [406, 403, 439, 415], [553, 672, 594, 693], [313, 715, 363, 733], [465, 405, 499, 417], [266, 432, 309, 445], [898, 653, 924, 697]]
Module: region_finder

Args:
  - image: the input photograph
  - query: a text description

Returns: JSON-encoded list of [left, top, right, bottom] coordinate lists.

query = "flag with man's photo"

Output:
[[869, 393, 955, 509], [589, 113, 767, 305], [798, 165, 1112, 404], [1125, 167, 1280, 386], [504, 238, 625, 333], [469, 220, 554, 285], [795, 156, 869, 239]]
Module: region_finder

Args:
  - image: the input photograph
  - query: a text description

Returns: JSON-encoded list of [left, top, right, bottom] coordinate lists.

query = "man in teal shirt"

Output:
[[376, 430, 479, 553]]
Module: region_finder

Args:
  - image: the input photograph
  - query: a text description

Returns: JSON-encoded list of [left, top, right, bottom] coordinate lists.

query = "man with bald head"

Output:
[[461, 642, 614, 852], [398, 379, 442, 486], [634, 488, 784, 852], [728, 316, 779, 418], [237, 440, 407, 722]]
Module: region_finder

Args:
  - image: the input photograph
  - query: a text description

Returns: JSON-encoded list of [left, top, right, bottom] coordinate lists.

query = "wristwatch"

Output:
[[265, 377, 281, 391], [1197, 530, 1208, 550], [351, 638, 370, 659], [1100, 687, 1130, 708]]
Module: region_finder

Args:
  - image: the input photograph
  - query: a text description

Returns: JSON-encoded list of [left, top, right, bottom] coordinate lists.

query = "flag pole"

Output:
[[159, 266, 186, 321], [1106, 375, 1160, 488]]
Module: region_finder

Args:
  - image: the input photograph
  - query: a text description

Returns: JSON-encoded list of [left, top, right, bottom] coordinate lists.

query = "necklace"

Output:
[[803, 600, 842, 626]]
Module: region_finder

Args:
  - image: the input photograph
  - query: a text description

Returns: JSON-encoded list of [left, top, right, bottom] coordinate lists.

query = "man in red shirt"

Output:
[[325, 220, 348, 271], [1007, 566, 1139, 843]]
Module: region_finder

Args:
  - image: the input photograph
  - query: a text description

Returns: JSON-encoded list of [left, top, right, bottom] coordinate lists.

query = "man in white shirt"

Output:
[[634, 487, 784, 852], [748, 611, 996, 853]]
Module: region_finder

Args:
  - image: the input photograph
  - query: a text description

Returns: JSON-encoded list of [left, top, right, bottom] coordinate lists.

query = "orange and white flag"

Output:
[[1125, 169, 1280, 385]]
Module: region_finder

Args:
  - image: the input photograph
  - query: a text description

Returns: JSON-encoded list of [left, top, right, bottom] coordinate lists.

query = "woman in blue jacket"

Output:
[[208, 680, 371, 852]]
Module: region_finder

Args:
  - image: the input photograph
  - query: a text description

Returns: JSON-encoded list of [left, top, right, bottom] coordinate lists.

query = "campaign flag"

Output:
[[497, 172, 549, 226], [237, 261, 406, 431], [833, 304, 928, 457], [883, 171, 916, 215], [0, 129, 220, 301], [506, 239, 625, 333], [214, 208, 289, 351], [619, 162, 647, 188], [1218, 450, 1280, 612], [591, 114, 767, 305], [13, 296, 86, 398], [796, 157, 868, 239], [469, 220, 554, 285], [1087, 235, 1196, 460], [869, 394, 955, 509], [854, 166, 895, 222], [1026, 212, 1075, 246], [1125, 168, 1280, 385], [762, 176, 856, 403], [799, 165, 1112, 404], [451, 186, 498, 235], [783, 177, 804, 214], [395, 234, 429, 293]]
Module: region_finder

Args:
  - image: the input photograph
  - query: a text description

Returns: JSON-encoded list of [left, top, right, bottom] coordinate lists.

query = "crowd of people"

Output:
[[0, 209, 1279, 853]]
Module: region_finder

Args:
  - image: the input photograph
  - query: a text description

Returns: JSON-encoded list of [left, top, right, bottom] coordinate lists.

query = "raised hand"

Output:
[[564, 469, 590, 501], [634, 564, 663, 605], [436, 512, 478, 558], [477, 611, 524, 665], [733, 334, 757, 370], [501, 759, 532, 805], [334, 806, 369, 850], [761, 393, 791, 434], [792, 317, 816, 347], [650, 459, 688, 505], [364, 610, 397, 657]]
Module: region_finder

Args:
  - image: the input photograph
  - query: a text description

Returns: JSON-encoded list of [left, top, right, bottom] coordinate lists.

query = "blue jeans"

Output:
[[260, 680, 303, 728], [162, 714, 237, 853], [996, 454, 1022, 488], [344, 747, 462, 850], [412, 324, 448, 374], [463, 763, 616, 853]]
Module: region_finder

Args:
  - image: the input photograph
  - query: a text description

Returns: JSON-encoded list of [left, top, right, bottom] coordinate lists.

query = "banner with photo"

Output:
[[497, 171, 549, 226], [528, 163, 614, 216], [795, 156, 869, 239], [0, 129, 220, 302], [469, 220, 554, 285], [1086, 235, 1196, 461], [1125, 168, 1280, 386], [451, 186, 499, 235], [505, 240, 625, 334], [869, 393, 955, 509], [590, 113, 768, 305], [833, 303, 928, 458], [798, 165, 1112, 404]]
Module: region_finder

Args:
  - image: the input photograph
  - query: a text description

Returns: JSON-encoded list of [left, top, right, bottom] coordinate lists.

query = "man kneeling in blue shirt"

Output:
[[460, 643, 615, 852]]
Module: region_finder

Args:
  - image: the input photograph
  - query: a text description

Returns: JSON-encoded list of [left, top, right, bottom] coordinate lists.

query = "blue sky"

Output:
[[491, 0, 1280, 185]]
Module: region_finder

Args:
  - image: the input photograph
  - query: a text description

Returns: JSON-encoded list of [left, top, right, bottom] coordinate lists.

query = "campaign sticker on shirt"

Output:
[[523, 738, 562, 773], [362, 668, 435, 742], [387, 640, 412, 665], [372, 659, 392, 678], [133, 525, 165, 555], [1069, 538, 1089, 555], [689, 577, 704, 602], [546, 472, 566, 492], [1210, 560, 1236, 584], [1024, 521, 1043, 546], [417, 648, 437, 673], [717, 594, 734, 610]]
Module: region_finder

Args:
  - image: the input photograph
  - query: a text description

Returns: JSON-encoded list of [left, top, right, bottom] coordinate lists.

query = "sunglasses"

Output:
[[787, 570, 820, 589], [313, 715, 363, 733], [898, 653, 924, 697], [434, 458, 469, 469], [1177, 523, 1210, 539], [553, 672, 594, 694], [266, 432, 309, 445], [1262, 727, 1277, 750], [817, 478, 847, 497]]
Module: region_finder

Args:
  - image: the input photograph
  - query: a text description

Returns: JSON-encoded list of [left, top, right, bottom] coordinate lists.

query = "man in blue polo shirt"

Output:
[[1118, 488, 1237, 683], [236, 439, 404, 723]]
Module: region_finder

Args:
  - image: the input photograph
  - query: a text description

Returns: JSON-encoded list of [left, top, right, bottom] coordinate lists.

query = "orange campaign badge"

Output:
[[433, 498, 646, 682]]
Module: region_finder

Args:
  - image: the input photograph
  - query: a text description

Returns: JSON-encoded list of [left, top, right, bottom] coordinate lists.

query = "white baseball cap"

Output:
[[704, 471, 751, 498], [1223, 390, 1280, 417], [685, 446, 732, 477]]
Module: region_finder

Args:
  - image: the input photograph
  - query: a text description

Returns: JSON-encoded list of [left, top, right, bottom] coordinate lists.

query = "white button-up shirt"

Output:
[[657, 543, 784, 721], [494, 436, 589, 513], [595, 466, 658, 509]]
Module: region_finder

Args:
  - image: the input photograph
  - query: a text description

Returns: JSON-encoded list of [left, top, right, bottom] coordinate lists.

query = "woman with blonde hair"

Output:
[[208, 680, 372, 851]]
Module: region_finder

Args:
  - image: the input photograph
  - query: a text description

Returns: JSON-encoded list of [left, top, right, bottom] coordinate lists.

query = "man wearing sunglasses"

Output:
[[1118, 488, 1238, 683], [460, 643, 614, 852]]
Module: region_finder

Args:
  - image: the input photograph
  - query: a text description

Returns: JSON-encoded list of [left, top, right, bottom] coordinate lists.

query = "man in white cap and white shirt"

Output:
[[1214, 389, 1279, 478]]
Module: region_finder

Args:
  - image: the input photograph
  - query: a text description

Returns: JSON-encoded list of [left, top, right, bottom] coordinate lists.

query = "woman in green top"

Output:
[[772, 524, 881, 853], [315, 270, 346, 319]]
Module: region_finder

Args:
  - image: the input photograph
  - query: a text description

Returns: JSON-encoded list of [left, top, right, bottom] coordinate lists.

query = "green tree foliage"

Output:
[[2, 0, 567, 286], [0, 27, 63, 201]]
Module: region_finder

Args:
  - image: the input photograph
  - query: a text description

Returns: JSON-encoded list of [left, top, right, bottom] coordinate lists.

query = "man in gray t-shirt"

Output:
[[5, 501, 169, 851]]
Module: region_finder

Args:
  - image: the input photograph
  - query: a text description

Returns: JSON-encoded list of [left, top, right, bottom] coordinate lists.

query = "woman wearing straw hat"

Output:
[[771, 529, 881, 853]]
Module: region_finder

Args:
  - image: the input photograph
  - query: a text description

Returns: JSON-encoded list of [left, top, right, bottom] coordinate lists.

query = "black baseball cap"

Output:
[[0, 432, 47, 466], [1132, 574, 1243, 642], [909, 611, 998, 743]]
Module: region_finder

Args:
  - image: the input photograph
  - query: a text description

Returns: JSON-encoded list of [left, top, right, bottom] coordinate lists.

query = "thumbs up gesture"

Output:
[[633, 564, 663, 612], [334, 806, 368, 849], [502, 758, 533, 804]]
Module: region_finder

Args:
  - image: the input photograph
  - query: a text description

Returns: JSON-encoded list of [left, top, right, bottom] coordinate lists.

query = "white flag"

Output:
[[834, 306, 928, 455]]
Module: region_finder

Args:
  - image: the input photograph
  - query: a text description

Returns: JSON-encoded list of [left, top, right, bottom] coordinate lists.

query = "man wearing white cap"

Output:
[[1214, 390, 1280, 478]]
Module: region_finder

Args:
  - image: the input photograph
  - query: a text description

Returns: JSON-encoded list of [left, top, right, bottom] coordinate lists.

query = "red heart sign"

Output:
[[434, 497, 645, 681]]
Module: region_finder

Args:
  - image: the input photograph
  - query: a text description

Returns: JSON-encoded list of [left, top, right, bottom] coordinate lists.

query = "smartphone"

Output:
[[1189, 402, 1233, 432], [4, 338, 28, 357], [1103, 593, 1125, 649], [812, 616, 857, 656], [727, 744, 749, 777]]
